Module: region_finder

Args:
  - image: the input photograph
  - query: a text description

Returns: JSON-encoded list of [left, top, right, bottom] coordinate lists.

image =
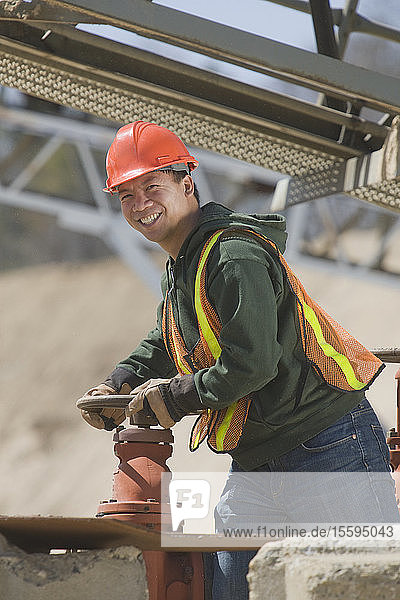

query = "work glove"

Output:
[[127, 378, 176, 429], [80, 382, 132, 430]]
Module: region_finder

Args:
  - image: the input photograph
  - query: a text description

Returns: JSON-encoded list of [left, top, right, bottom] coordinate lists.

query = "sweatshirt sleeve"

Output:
[[192, 245, 283, 410], [105, 300, 178, 392]]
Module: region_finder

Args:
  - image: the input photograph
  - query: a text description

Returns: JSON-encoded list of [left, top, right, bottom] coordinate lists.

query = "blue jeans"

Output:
[[210, 398, 399, 600]]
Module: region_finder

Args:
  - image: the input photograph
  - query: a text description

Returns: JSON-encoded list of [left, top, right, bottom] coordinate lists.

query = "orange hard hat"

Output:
[[104, 121, 199, 192]]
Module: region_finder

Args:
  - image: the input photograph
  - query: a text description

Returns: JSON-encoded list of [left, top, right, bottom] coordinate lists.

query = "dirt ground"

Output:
[[0, 257, 399, 518]]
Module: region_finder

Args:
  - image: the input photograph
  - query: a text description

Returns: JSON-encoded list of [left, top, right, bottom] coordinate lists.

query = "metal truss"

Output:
[[286, 200, 400, 288], [0, 1, 398, 213]]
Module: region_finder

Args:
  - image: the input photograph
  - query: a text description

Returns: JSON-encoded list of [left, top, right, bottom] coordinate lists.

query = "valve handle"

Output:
[[76, 395, 133, 411], [77, 394, 162, 428]]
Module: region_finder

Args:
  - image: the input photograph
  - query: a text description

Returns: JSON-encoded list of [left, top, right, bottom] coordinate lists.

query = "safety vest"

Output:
[[162, 228, 383, 454]]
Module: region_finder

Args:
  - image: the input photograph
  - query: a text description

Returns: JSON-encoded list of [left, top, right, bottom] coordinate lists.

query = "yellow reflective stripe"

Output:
[[167, 302, 191, 375], [302, 302, 364, 390], [192, 429, 202, 449], [192, 409, 212, 449], [194, 230, 223, 360], [215, 401, 238, 451], [171, 329, 191, 374]]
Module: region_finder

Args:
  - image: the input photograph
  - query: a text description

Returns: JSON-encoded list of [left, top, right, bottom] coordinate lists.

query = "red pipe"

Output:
[[97, 425, 204, 600]]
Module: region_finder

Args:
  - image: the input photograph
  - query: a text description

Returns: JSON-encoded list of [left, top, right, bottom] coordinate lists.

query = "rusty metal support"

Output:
[[97, 420, 204, 600]]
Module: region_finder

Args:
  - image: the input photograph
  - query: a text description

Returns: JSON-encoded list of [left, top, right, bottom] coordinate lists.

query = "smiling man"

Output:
[[118, 169, 200, 257], [80, 121, 399, 600]]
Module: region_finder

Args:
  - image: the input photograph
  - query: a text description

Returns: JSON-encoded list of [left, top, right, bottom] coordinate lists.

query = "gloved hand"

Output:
[[128, 379, 175, 429], [80, 382, 131, 430]]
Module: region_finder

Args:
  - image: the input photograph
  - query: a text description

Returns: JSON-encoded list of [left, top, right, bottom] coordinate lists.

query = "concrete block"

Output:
[[248, 538, 400, 600], [0, 534, 147, 600]]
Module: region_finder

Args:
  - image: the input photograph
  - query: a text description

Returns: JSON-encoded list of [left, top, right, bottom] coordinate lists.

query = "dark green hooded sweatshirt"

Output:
[[108, 202, 366, 469]]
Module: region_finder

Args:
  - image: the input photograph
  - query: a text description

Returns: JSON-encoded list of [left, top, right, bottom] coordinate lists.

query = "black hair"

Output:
[[164, 169, 200, 206]]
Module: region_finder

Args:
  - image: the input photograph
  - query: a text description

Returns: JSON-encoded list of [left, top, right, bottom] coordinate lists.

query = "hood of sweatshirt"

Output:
[[179, 202, 287, 262]]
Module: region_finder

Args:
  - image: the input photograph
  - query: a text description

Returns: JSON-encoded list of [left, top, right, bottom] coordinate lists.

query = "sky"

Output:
[[79, 1, 400, 52], [152, 0, 400, 40], [153, 0, 315, 48]]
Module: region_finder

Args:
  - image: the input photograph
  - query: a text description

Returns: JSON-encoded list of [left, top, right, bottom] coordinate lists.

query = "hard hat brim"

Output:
[[103, 159, 198, 193]]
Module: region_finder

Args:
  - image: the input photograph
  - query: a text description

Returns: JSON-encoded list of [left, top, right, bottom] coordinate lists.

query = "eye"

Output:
[[120, 193, 132, 204], [146, 184, 158, 191]]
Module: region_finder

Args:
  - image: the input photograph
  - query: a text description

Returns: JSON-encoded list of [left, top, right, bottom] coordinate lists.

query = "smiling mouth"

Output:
[[139, 212, 162, 225]]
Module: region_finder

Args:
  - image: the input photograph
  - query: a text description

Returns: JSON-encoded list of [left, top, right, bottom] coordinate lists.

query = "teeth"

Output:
[[140, 213, 161, 225]]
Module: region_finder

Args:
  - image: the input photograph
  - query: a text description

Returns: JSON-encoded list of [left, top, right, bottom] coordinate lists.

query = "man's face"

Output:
[[118, 170, 197, 256]]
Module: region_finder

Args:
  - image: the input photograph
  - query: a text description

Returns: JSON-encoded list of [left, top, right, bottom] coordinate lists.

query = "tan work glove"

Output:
[[80, 382, 131, 430], [127, 378, 175, 429]]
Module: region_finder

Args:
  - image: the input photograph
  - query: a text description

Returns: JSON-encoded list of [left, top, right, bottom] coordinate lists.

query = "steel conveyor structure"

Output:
[[0, 0, 399, 214]]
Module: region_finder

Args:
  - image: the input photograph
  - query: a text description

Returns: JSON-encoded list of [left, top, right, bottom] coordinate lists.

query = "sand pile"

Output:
[[0, 257, 398, 517]]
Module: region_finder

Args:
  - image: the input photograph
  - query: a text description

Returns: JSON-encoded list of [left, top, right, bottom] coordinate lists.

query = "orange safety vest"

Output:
[[162, 228, 383, 454]]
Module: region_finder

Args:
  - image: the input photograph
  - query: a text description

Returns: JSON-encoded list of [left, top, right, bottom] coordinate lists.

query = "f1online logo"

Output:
[[169, 479, 211, 531]]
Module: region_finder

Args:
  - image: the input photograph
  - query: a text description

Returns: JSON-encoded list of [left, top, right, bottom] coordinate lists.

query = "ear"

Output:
[[183, 174, 194, 197]]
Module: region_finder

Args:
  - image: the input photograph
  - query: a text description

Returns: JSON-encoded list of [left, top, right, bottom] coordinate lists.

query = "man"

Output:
[[81, 120, 399, 600]]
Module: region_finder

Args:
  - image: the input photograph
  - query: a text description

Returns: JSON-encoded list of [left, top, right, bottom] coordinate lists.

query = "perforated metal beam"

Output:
[[0, 33, 348, 182], [272, 116, 400, 213], [1, 22, 384, 155], [0, 1, 399, 212], [1, 0, 400, 114]]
